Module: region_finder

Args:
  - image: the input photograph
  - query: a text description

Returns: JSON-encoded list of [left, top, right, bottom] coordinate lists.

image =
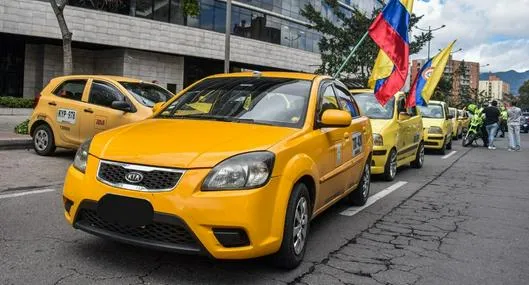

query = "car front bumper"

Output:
[[370, 145, 390, 174], [63, 155, 288, 260], [424, 132, 446, 149]]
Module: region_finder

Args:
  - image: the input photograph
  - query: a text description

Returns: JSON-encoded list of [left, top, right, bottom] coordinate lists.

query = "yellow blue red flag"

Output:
[[368, 0, 414, 105], [406, 41, 455, 107]]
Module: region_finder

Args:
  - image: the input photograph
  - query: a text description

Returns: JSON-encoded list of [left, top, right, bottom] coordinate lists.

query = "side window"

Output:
[[89, 81, 125, 108], [334, 86, 360, 118], [397, 97, 406, 114], [53, 80, 86, 101], [318, 84, 340, 117], [407, 106, 418, 116]]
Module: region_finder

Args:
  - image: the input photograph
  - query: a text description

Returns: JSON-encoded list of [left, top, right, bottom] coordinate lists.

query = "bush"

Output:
[[14, 119, 29, 135], [0, 96, 34, 108]]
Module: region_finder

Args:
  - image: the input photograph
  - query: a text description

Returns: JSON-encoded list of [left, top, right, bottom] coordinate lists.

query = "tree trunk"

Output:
[[49, 0, 73, 75]]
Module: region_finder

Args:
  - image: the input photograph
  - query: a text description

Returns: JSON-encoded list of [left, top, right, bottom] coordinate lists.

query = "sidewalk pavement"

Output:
[[0, 131, 32, 150], [0, 109, 33, 150]]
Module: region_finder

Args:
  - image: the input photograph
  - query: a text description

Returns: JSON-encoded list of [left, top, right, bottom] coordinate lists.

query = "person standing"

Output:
[[498, 106, 508, 138], [507, 101, 522, 151], [483, 101, 501, 150]]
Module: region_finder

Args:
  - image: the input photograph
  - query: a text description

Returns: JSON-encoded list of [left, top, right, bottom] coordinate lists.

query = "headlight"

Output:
[[202, 152, 275, 190], [73, 138, 92, 173], [373, 133, 383, 146], [428, 126, 443, 134]]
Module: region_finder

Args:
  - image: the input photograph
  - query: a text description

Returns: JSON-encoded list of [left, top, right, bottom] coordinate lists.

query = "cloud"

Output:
[[410, 0, 529, 72]]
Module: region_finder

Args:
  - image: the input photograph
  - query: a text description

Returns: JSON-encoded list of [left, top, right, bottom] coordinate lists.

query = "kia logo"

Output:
[[125, 172, 144, 183]]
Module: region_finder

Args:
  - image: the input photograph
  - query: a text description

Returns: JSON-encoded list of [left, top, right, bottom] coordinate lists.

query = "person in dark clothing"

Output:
[[483, 101, 501, 150]]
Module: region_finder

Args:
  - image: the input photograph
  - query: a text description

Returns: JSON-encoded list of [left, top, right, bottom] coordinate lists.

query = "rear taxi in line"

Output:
[[418, 100, 454, 154], [352, 90, 424, 181], [449, 107, 463, 140], [457, 109, 470, 134], [29, 75, 174, 155], [63, 72, 373, 269]]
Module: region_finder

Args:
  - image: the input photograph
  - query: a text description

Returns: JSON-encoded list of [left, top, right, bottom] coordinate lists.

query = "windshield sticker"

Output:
[[57, 109, 76, 125], [352, 132, 362, 156]]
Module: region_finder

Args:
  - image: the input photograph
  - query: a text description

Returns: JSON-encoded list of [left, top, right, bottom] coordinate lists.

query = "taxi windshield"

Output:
[[120, 82, 174, 107], [354, 93, 395, 119], [157, 77, 311, 128], [449, 108, 456, 117], [418, 104, 444, 118]]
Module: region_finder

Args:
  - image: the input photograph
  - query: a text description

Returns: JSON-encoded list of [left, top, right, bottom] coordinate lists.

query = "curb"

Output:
[[0, 108, 33, 116], [0, 138, 32, 150]]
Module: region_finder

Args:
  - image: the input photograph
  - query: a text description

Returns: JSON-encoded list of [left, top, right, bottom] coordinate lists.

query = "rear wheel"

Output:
[[382, 149, 397, 181], [345, 161, 371, 206], [33, 124, 56, 156], [411, 142, 424, 168], [271, 183, 310, 269]]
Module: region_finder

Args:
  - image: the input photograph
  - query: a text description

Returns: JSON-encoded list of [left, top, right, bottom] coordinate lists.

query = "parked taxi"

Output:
[[418, 100, 453, 154], [458, 109, 470, 134], [449, 107, 463, 140], [62, 72, 373, 269], [351, 89, 424, 181], [29, 75, 174, 155]]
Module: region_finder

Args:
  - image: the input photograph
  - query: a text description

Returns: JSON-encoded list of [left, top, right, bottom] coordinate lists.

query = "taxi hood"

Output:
[[422, 117, 444, 129], [369, 119, 392, 134], [89, 119, 298, 168]]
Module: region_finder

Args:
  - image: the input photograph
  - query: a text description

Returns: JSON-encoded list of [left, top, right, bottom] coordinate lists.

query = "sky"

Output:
[[410, 0, 529, 73]]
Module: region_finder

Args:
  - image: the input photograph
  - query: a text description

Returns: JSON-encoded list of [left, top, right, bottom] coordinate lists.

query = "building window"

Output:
[[154, 0, 170, 21]]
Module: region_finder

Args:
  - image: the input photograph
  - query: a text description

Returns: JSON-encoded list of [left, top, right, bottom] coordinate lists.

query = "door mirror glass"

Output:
[[111, 101, 132, 112], [152, 102, 165, 114], [398, 112, 411, 121], [320, 109, 352, 128]]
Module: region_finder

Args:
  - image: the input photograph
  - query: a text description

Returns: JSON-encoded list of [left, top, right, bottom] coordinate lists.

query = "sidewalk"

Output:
[[297, 135, 529, 285], [0, 108, 32, 150]]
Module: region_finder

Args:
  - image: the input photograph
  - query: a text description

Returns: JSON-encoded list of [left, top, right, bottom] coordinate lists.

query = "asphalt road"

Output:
[[1, 135, 528, 285]]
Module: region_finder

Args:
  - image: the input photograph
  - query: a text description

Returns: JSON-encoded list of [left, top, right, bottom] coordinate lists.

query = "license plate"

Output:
[[57, 109, 77, 124], [97, 194, 154, 227]]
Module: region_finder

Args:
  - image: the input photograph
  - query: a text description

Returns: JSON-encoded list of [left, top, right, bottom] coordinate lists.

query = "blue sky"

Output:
[[411, 0, 529, 72]]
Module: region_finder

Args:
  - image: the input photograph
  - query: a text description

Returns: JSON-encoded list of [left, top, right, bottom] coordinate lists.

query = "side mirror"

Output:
[[398, 112, 411, 121], [152, 102, 165, 114], [320, 109, 352, 128], [111, 101, 132, 112], [447, 114, 454, 119]]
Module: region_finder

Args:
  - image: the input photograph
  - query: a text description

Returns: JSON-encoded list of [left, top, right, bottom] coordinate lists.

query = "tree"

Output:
[[49, 0, 73, 75], [519, 80, 529, 110], [301, 0, 430, 86], [431, 74, 452, 102]]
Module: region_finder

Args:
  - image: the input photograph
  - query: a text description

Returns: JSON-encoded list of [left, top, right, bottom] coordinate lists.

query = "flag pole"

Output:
[[333, 31, 370, 79]]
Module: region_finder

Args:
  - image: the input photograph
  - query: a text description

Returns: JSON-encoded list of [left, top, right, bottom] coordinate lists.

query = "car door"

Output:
[[334, 84, 368, 189], [443, 104, 452, 137], [313, 82, 350, 210], [80, 79, 131, 141], [46, 79, 89, 146], [407, 106, 422, 152], [395, 95, 412, 158]]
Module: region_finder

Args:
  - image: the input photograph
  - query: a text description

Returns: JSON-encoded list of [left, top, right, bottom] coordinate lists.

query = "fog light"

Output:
[[213, 228, 250, 248], [63, 196, 74, 213]]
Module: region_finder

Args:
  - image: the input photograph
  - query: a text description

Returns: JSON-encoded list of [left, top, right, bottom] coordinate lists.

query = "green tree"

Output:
[[431, 74, 452, 102], [301, 0, 431, 86], [519, 80, 529, 110]]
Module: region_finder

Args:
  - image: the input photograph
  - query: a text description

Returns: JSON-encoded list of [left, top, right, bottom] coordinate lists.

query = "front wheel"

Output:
[[382, 149, 397, 181], [271, 183, 311, 269], [411, 142, 424, 168], [345, 161, 371, 206], [462, 133, 475, 147], [446, 137, 452, 150]]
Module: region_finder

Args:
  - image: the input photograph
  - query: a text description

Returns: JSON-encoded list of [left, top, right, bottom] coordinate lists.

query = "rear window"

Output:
[[53, 80, 86, 101]]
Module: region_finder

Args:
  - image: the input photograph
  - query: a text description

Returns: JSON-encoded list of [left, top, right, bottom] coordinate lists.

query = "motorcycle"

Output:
[[462, 113, 484, 147]]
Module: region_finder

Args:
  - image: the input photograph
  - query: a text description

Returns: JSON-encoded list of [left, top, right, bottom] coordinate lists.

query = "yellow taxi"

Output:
[[418, 100, 454, 154], [351, 89, 424, 181], [28, 75, 174, 155], [62, 72, 373, 269], [458, 109, 470, 134], [449, 107, 463, 140]]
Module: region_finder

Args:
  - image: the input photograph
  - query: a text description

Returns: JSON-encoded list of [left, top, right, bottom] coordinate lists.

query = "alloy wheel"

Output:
[[293, 197, 308, 255], [389, 151, 397, 179], [361, 164, 371, 198], [34, 129, 48, 151]]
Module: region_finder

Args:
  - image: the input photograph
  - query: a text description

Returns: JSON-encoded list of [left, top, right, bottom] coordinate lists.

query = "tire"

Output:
[[411, 142, 424, 169], [33, 124, 56, 156], [463, 133, 475, 147], [439, 139, 447, 155], [345, 160, 371, 206], [446, 136, 452, 150], [382, 149, 397, 181], [271, 183, 311, 269]]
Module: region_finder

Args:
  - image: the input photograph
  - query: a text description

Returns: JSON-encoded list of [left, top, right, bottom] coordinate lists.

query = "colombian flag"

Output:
[[368, 0, 414, 105], [406, 41, 455, 107]]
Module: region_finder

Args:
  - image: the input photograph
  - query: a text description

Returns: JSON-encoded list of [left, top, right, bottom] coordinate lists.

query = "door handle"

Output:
[[84, 108, 94, 113], [344, 132, 350, 140], [48, 101, 57, 106]]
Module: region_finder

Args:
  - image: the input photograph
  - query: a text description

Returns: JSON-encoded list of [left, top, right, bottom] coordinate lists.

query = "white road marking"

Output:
[[0, 188, 56, 200], [340, 181, 408, 216], [442, 151, 457, 159]]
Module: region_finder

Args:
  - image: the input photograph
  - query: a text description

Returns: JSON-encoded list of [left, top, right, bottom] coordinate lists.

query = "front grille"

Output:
[[97, 160, 184, 191], [428, 136, 444, 140], [424, 141, 438, 146], [76, 208, 198, 249]]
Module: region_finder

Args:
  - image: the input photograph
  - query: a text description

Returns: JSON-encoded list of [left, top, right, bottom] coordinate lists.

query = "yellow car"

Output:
[[449, 107, 463, 140], [62, 72, 373, 269], [352, 90, 424, 181], [458, 109, 470, 134], [29, 75, 174, 155], [418, 100, 454, 154]]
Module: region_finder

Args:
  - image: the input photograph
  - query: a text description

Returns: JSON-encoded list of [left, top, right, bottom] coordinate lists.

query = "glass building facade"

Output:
[[62, 0, 382, 53]]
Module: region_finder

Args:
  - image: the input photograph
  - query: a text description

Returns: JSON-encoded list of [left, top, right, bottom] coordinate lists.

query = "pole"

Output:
[[224, 0, 232, 73], [427, 26, 431, 60], [333, 31, 369, 78]]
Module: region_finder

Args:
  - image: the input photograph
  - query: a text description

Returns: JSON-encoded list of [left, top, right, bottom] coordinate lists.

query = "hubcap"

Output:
[[34, 130, 48, 151], [419, 145, 425, 165], [293, 197, 308, 255], [362, 164, 371, 198], [389, 151, 397, 178]]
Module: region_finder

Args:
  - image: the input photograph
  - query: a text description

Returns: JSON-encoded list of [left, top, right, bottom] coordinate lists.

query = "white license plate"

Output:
[[57, 109, 77, 124]]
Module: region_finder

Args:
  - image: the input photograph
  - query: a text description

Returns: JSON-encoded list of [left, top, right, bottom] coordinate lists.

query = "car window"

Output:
[[334, 86, 360, 118], [354, 93, 395, 119], [53, 80, 86, 101], [89, 81, 125, 108], [407, 106, 418, 116], [318, 84, 340, 117], [120, 82, 174, 107], [418, 104, 444, 118]]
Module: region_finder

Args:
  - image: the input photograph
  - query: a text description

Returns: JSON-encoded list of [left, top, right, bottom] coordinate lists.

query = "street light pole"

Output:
[[224, 0, 232, 73], [416, 24, 446, 61]]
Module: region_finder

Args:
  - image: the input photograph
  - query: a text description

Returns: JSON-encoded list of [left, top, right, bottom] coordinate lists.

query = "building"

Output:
[[478, 74, 511, 102], [410, 57, 480, 104], [0, 0, 382, 98]]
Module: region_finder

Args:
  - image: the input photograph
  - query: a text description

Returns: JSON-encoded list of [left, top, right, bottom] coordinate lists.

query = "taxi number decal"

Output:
[[57, 109, 76, 125], [352, 132, 362, 156]]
